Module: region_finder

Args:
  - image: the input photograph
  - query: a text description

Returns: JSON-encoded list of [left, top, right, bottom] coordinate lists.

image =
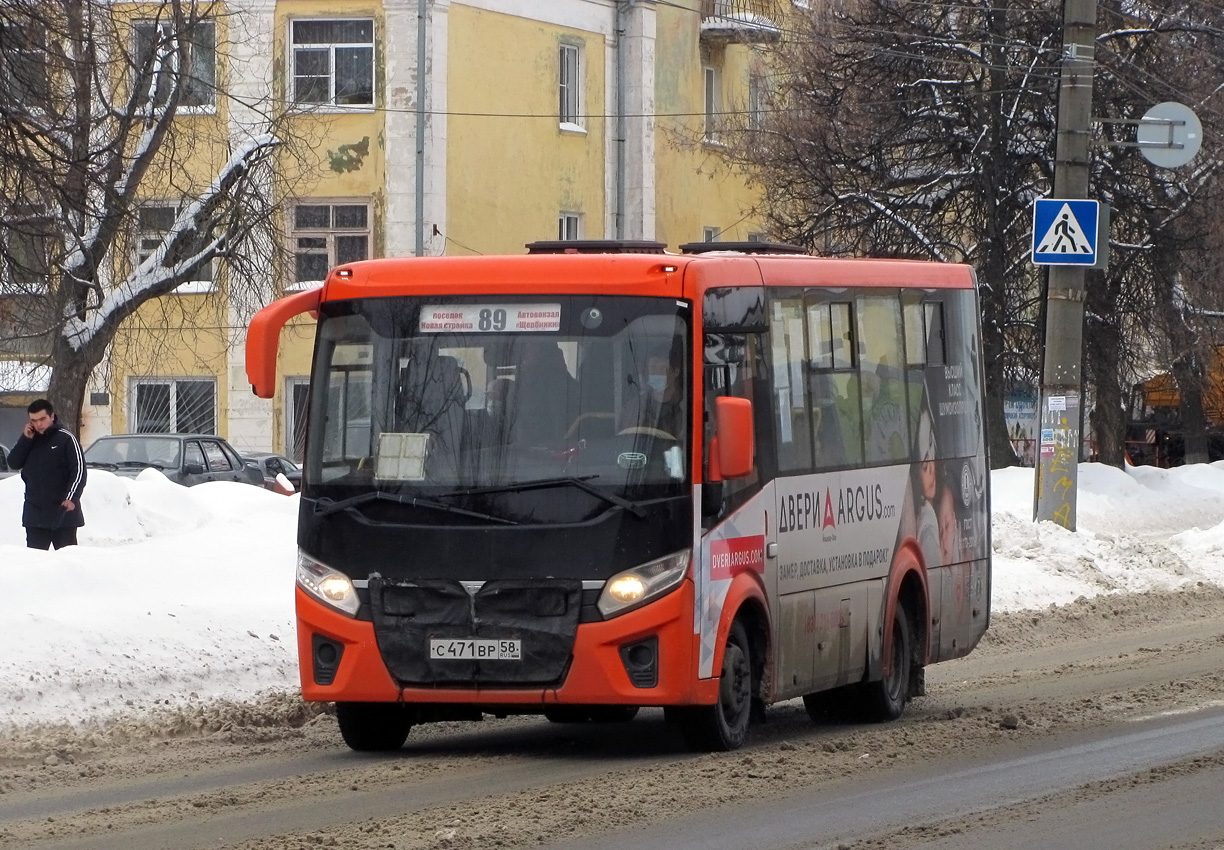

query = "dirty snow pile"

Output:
[[3, 462, 1224, 730]]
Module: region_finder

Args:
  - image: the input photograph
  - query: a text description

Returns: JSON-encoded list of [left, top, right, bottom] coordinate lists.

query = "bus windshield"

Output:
[[305, 295, 691, 522]]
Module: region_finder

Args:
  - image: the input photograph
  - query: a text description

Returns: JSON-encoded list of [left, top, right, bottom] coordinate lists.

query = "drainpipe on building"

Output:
[[614, 1, 633, 241], [415, 0, 428, 256]]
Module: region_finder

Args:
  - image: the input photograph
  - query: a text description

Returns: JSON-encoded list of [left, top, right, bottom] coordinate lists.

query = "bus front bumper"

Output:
[[296, 579, 715, 707]]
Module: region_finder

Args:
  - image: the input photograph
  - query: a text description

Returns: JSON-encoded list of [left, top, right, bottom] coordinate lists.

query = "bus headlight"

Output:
[[296, 551, 360, 617], [597, 550, 691, 618]]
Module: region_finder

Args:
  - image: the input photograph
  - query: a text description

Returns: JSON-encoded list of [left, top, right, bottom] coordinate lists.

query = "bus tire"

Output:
[[336, 702, 413, 751], [678, 619, 753, 751], [860, 603, 914, 722]]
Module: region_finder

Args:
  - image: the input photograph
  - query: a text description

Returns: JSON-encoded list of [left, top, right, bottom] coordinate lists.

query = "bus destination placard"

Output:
[[419, 304, 562, 333]]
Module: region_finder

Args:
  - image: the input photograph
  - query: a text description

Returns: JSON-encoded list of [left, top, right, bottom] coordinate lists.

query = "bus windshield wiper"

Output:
[[86, 461, 118, 470], [441, 476, 648, 519], [313, 490, 518, 525]]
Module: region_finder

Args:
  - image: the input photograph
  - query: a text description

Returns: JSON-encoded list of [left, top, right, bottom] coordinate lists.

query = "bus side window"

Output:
[[858, 294, 909, 465], [902, 296, 948, 460], [770, 297, 813, 472], [702, 333, 763, 522], [807, 299, 862, 470]]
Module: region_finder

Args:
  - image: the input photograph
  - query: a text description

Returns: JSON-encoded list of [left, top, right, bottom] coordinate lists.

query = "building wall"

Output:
[[83, 0, 767, 455], [654, 6, 763, 248], [447, 4, 609, 254], [107, 294, 231, 435]]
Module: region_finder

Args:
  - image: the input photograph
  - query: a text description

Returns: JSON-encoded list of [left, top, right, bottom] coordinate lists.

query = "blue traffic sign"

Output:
[[1032, 199, 1099, 265]]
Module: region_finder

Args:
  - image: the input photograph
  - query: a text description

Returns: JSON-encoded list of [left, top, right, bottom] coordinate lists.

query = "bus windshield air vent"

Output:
[[525, 240, 668, 255], [678, 241, 808, 255]]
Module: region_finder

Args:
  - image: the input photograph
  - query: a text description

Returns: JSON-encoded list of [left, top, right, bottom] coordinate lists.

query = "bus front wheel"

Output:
[[336, 702, 413, 751], [678, 619, 754, 751]]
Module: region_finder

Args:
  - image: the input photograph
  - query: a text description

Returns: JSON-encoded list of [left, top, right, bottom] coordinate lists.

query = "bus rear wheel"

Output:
[[678, 619, 753, 751], [335, 702, 413, 751], [860, 603, 914, 722]]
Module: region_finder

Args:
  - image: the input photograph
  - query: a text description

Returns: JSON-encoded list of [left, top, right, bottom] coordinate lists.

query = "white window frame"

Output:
[[703, 64, 720, 142], [288, 201, 371, 291], [559, 43, 583, 130], [290, 18, 375, 109], [136, 202, 216, 293], [128, 377, 218, 434], [558, 213, 581, 241], [703, 226, 720, 243], [286, 376, 310, 461], [748, 71, 764, 134], [132, 18, 217, 113]]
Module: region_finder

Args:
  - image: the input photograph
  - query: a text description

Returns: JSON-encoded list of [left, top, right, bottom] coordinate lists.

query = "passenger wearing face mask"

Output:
[[620, 349, 684, 438]]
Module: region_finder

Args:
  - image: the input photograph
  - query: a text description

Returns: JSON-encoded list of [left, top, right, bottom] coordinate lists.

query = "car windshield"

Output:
[[86, 437, 182, 468], [304, 295, 691, 521]]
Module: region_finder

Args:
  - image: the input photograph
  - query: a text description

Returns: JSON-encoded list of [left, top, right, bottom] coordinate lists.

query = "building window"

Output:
[[703, 65, 720, 141], [559, 43, 581, 127], [0, 21, 48, 105], [1, 209, 50, 295], [286, 377, 310, 461], [133, 19, 216, 109], [290, 202, 370, 289], [703, 226, 720, 243], [137, 203, 215, 291], [748, 71, 764, 134], [130, 378, 216, 434], [558, 213, 581, 241], [291, 19, 374, 107]]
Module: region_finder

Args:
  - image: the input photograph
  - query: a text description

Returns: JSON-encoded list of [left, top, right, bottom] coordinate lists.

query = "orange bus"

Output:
[[246, 241, 991, 752]]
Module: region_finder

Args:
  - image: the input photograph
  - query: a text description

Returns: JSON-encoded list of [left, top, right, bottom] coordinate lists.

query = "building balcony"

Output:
[[700, 0, 784, 44]]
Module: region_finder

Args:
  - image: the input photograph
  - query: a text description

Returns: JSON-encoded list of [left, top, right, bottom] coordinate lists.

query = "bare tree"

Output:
[[0, 0, 298, 430], [724, 0, 1059, 468], [1086, 0, 1224, 465], [722, 0, 1224, 468]]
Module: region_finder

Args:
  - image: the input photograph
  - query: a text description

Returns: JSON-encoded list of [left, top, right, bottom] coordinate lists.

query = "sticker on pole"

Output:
[[1032, 199, 1098, 265]]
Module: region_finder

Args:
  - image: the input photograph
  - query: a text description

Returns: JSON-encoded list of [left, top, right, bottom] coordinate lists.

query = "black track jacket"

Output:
[[7, 419, 87, 530]]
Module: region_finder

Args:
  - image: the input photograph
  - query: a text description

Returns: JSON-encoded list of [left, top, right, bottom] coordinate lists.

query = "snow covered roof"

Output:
[[0, 360, 51, 393]]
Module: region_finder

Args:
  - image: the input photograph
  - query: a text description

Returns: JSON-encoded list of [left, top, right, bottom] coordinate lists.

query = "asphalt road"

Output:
[[3, 587, 1224, 850]]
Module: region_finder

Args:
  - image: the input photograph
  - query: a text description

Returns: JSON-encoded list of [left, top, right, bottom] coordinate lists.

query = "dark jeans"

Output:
[[26, 526, 79, 550]]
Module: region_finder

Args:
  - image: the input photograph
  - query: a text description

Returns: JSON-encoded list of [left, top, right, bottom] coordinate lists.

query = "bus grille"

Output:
[[368, 577, 583, 687]]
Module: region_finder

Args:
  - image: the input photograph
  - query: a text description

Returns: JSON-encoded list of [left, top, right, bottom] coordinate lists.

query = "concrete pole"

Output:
[[1033, 0, 1096, 529]]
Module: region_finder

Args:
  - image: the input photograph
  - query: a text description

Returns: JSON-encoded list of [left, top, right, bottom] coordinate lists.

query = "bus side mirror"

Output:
[[713, 396, 753, 480]]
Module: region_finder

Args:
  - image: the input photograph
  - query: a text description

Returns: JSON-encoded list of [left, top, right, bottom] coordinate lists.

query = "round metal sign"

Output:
[[1136, 102, 1202, 168]]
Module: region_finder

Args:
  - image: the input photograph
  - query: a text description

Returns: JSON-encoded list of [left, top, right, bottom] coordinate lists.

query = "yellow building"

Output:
[[71, 0, 780, 456]]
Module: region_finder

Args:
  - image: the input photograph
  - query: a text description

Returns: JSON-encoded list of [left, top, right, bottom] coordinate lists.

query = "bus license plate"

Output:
[[429, 639, 521, 660]]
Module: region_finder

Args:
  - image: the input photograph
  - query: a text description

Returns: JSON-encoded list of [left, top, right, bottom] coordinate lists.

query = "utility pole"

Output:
[[1033, 0, 1097, 530]]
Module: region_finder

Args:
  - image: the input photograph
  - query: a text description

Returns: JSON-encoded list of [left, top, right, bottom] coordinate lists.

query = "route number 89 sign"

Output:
[[419, 304, 562, 333]]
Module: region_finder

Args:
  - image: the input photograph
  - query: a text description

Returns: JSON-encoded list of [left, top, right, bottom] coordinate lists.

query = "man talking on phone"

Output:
[[7, 399, 87, 549]]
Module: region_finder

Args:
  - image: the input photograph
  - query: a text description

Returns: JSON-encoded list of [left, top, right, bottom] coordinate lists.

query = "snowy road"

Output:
[[4, 587, 1224, 850]]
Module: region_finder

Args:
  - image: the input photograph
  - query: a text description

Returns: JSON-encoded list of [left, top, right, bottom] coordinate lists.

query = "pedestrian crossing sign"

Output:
[[1032, 199, 1099, 265]]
